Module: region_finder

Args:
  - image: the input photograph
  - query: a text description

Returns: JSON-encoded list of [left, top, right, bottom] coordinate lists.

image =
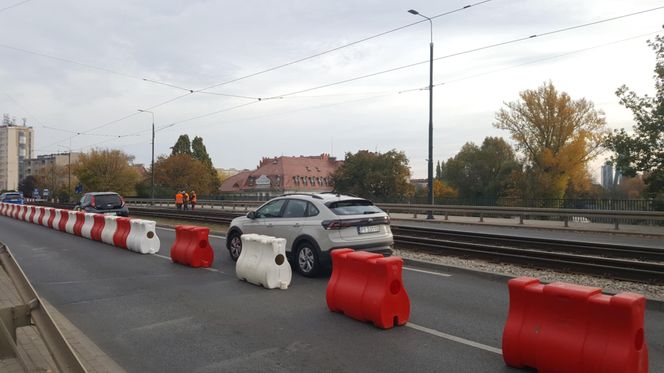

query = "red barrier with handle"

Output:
[[72, 211, 85, 236], [47, 208, 57, 228], [112, 217, 131, 249], [326, 249, 410, 329], [57, 210, 69, 231], [503, 277, 648, 373], [90, 214, 106, 241], [170, 225, 214, 268]]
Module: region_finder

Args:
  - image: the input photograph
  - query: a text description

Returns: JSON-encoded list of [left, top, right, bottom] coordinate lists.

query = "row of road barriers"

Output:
[[169, 226, 650, 372], [0, 203, 160, 254], [2, 203, 650, 372]]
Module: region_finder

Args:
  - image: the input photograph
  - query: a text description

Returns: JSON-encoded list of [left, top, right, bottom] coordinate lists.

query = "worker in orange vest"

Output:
[[190, 191, 197, 210], [175, 191, 183, 210], [183, 191, 190, 211]]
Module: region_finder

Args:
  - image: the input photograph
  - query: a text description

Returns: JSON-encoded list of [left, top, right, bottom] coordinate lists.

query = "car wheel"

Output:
[[295, 241, 320, 277], [227, 232, 242, 262]]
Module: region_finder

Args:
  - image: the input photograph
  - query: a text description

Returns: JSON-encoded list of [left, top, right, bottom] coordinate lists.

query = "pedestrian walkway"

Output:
[[389, 212, 664, 237], [0, 265, 125, 372]]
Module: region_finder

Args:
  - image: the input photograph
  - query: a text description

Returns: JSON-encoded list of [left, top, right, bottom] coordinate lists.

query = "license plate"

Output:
[[358, 225, 380, 234]]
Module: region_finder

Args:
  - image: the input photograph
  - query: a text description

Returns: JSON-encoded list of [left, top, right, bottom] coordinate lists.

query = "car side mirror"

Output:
[[247, 211, 256, 219]]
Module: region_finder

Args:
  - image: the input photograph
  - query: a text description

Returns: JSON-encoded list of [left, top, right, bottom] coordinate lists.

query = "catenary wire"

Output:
[[41, 5, 663, 151], [0, 0, 33, 14]]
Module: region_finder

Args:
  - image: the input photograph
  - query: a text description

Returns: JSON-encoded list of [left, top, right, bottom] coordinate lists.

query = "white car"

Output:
[[226, 193, 393, 277]]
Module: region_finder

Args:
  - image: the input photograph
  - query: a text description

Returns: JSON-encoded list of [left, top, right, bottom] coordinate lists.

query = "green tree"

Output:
[[605, 34, 664, 197], [192, 136, 220, 193], [494, 81, 607, 199], [154, 154, 217, 196], [332, 150, 413, 201], [440, 137, 521, 199], [18, 176, 38, 198], [171, 134, 192, 156], [73, 149, 141, 196]]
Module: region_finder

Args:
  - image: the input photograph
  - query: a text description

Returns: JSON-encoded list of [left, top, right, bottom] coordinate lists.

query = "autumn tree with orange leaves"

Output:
[[494, 82, 607, 199]]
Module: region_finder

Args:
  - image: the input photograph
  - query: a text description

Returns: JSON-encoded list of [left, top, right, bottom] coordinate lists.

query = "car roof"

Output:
[[276, 193, 367, 203], [86, 192, 121, 196]]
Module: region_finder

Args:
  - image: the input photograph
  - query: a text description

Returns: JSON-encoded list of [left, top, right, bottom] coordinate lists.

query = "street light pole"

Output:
[[408, 9, 435, 219], [138, 109, 155, 205]]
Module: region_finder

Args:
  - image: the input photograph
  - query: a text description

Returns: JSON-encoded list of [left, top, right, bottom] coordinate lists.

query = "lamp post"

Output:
[[408, 9, 435, 219], [138, 109, 155, 205]]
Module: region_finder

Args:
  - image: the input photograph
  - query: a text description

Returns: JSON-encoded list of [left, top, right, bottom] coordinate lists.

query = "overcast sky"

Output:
[[1, 0, 662, 179]]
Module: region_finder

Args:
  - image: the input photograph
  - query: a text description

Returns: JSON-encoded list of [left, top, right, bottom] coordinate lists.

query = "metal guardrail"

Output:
[[0, 242, 87, 373], [124, 198, 664, 230]]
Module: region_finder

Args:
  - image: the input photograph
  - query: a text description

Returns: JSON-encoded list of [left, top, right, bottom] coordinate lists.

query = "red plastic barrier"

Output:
[[170, 225, 214, 268], [90, 214, 106, 241], [15, 205, 23, 219], [28, 206, 36, 222], [47, 208, 57, 228], [113, 217, 131, 249], [503, 277, 648, 373], [72, 211, 85, 236], [20, 205, 29, 221], [326, 249, 410, 329], [35, 207, 45, 225], [57, 210, 69, 231]]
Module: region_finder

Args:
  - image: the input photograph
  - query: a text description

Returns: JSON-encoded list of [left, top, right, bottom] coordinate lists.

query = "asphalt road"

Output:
[[0, 215, 662, 372]]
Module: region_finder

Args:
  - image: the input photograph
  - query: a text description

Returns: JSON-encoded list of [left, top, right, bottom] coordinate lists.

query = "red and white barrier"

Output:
[[0, 203, 160, 254]]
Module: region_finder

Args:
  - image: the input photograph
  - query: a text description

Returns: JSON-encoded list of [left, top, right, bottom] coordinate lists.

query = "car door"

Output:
[[249, 199, 287, 236], [272, 199, 310, 249]]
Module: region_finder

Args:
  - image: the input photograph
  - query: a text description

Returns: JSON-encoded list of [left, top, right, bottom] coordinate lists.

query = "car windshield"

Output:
[[95, 194, 122, 208], [326, 199, 382, 216], [4, 193, 22, 199]]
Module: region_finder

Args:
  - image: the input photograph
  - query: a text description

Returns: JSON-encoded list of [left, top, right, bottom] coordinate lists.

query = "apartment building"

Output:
[[24, 152, 81, 189], [0, 124, 34, 191]]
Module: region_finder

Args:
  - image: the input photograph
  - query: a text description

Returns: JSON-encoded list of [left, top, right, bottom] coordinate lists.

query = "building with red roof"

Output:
[[220, 154, 342, 196]]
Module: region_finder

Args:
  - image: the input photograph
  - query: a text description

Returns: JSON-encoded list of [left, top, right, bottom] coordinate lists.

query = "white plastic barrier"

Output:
[[100, 215, 118, 245], [0, 203, 6, 215], [20, 205, 30, 221], [65, 210, 77, 234], [32, 206, 43, 224], [41, 208, 53, 227], [81, 213, 95, 239], [126, 219, 160, 254], [236, 234, 292, 290], [51, 209, 63, 230]]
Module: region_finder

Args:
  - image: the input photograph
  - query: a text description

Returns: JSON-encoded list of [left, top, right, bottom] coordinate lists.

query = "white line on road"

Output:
[[151, 253, 223, 274], [406, 322, 502, 355], [403, 267, 451, 277]]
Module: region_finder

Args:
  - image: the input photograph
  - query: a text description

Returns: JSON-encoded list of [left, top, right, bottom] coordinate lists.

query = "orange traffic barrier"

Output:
[[326, 249, 410, 329], [503, 277, 648, 373], [170, 225, 214, 268]]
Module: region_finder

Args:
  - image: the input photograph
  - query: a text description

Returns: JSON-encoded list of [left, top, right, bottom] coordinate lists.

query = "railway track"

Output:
[[36, 203, 664, 283]]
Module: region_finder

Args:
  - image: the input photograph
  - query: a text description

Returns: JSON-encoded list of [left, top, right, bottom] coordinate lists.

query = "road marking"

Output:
[[403, 267, 451, 277], [156, 226, 226, 239], [151, 253, 223, 274], [406, 322, 502, 355]]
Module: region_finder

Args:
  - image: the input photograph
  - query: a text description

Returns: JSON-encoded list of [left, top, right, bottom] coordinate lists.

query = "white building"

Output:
[[0, 124, 34, 191]]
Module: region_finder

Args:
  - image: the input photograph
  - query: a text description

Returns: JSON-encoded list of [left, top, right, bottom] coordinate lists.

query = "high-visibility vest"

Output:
[[175, 193, 183, 203], [191, 194, 197, 203]]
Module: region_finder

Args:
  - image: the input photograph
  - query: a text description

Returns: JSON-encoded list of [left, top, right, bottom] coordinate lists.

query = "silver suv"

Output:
[[226, 193, 393, 277]]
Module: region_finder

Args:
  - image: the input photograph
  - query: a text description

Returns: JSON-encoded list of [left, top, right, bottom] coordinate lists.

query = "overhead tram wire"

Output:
[[74, 27, 661, 152], [262, 5, 664, 100], [33, 1, 493, 151], [195, 0, 494, 93], [0, 0, 34, 14], [60, 4, 663, 151]]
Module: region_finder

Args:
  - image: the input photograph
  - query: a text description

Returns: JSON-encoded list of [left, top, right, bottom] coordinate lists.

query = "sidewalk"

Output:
[[0, 266, 125, 372], [389, 212, 664, 237]]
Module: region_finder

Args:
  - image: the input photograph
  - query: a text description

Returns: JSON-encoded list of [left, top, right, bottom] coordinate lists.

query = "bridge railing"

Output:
[[0, 243, 86, 372], [124, 198, 664, 230]]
